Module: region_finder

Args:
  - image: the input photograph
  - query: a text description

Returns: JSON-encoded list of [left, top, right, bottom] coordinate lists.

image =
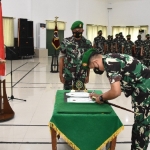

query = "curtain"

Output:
[[46, 21, 65, 30], [86, 24, 107, 45], [112, 26, 148, 41], [3, 17, 14, 46]]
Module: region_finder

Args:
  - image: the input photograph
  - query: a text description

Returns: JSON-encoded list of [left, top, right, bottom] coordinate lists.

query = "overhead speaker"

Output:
[[27, 21, 33, 38], [18, 19, 28, 38]]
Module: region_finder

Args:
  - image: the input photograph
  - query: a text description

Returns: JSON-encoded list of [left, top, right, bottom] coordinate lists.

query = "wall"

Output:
[[108, 0, 150, 32], [2, 0, 108, 48], [2, 0, 31, 38]]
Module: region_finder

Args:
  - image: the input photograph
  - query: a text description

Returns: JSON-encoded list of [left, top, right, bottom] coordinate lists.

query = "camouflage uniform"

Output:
[[59, 36, 92, 90], [122, 40, 134, 56], [93, 35, 106, 54], [106, 35, 114, 54], [117, 36, 126, 54], [143, 39, 150, 67], [135, 38, 143, 60], [102, 53, 150, 150], [112, 35, 119, 53]]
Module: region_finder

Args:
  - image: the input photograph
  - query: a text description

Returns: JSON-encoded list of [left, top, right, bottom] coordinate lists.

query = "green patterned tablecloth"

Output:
[[49, 90, 124, 150]]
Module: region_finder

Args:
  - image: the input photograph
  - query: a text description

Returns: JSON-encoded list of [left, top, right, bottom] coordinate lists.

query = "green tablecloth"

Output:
[[49, 90, 124, 150]]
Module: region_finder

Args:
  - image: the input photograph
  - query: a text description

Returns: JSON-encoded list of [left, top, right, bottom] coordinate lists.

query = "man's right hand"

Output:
[[59, 75, 65, 84]]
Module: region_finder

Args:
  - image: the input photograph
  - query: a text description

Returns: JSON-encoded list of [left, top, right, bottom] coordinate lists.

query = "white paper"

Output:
[[66, 92, 90, 97], [67, 97, 95, 103]]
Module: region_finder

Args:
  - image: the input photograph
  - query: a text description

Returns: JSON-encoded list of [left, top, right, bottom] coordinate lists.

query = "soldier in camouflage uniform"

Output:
[[134, 35, 144, 61], [82, 48, 150, 150], [93, 30, 106, 54], [143, 34, 150, 67], [59, 20, 92, 90], [113, 34, 119, 53], [106, 35, 113, 54], [122, 34, 135, 56], [117, 32, 126, 54]]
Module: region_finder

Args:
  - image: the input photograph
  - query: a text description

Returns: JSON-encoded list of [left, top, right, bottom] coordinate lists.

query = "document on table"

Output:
[[66, 92, 95, 103]]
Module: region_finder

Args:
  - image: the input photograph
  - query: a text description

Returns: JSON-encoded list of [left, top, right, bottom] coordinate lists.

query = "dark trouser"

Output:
[[63, 77, 85, 90], [63, 78, 72, 90], [131, 123, 150, 150], [131, 90, 150, 150]]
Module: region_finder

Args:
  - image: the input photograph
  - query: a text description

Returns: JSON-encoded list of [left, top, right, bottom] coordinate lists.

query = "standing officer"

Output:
[[122, 34, 135, 56], [106, 35, 113, 54], [82, 48, 150, 150], [93, 30, 106, 54], [58, 20, 92, 90], [134, 35, 143, 61], [117, 32, 126, 54], [113, 34, 119, 53], [143, 34, 150, 67]]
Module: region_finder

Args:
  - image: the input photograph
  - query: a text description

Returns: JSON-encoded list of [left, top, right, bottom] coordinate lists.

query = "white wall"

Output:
[[108, 0, 150, 32], [2, 0, 108, 48], [2, 0, 31, 38]]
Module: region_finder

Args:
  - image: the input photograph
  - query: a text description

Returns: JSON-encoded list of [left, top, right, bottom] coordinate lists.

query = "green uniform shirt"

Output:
[[102, 53, 150, 97]]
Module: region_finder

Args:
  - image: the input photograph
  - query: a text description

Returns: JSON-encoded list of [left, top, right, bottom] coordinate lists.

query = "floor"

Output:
[[0, 56, 149, 150]]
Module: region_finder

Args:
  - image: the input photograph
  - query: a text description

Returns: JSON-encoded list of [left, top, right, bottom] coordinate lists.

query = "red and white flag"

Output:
[[0, 1, 5, 76]]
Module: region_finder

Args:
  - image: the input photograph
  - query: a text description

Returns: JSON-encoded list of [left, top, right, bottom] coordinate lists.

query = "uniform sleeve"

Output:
[[59, 39, 66, 54], [104, 59, 122, 84]]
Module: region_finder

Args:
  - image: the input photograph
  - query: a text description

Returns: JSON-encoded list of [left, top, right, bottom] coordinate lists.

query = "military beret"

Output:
[[82, 48, 99, 69], [126, 34, 131, 37], [98, 30, 102, 33], [115, 34, 118, 36], [71, 21, 83, 30], [146, 34, 150, 37]]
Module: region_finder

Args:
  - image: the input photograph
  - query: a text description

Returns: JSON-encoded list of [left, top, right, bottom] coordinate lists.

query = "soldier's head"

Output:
[[119, 32, 123, 38], [126, 34, 131, 40], [82, 48, 104, 75], [108, 35, 111, 39], [115, 34, 119, 38], [98, 30, 102, 36], [110, 35, 113, 40], [146, 34, 150, 40], [137, 35, 141, 40], [71, 20, 84, 39]]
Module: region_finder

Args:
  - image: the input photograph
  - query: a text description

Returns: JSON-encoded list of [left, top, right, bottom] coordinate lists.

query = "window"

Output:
[[3, 17, 14, 46], [46, 21, 65, 30], [112, 26, 148, 41], [86, 24, 107, 45]]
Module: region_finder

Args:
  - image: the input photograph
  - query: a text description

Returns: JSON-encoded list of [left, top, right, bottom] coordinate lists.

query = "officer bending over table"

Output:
[[82, 48, 150, 150]]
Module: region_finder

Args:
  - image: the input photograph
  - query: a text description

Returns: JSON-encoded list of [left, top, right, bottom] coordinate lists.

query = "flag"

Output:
[[52, 23, 60, 50], [0, 1, 5, 76]]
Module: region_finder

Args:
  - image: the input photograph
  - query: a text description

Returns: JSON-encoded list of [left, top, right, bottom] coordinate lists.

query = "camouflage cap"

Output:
[[82, 48, 98, 69], [115, 34, 118, 36], [119, 32, 122, 35], [108, 35, 111, 37], [126, 34, 131, 37], [146, 34, 150, 37], [137, 34, 141, 37], [98, 30, 102, 33], [71, 21, 83, 30]]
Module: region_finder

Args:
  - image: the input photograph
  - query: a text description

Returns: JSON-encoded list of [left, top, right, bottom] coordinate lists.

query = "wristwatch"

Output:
[[99, 95, 104, 102]]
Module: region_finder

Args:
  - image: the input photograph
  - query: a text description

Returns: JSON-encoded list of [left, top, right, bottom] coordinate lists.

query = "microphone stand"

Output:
[[5, 45, 26, 102]]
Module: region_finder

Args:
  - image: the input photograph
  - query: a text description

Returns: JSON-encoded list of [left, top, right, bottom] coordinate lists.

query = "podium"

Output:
[[0, 80, 14, 121], [51, 54, 58, 73]]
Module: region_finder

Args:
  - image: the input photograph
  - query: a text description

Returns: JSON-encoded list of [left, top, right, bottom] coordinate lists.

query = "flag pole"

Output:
[[54, 16, 58, 56]]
